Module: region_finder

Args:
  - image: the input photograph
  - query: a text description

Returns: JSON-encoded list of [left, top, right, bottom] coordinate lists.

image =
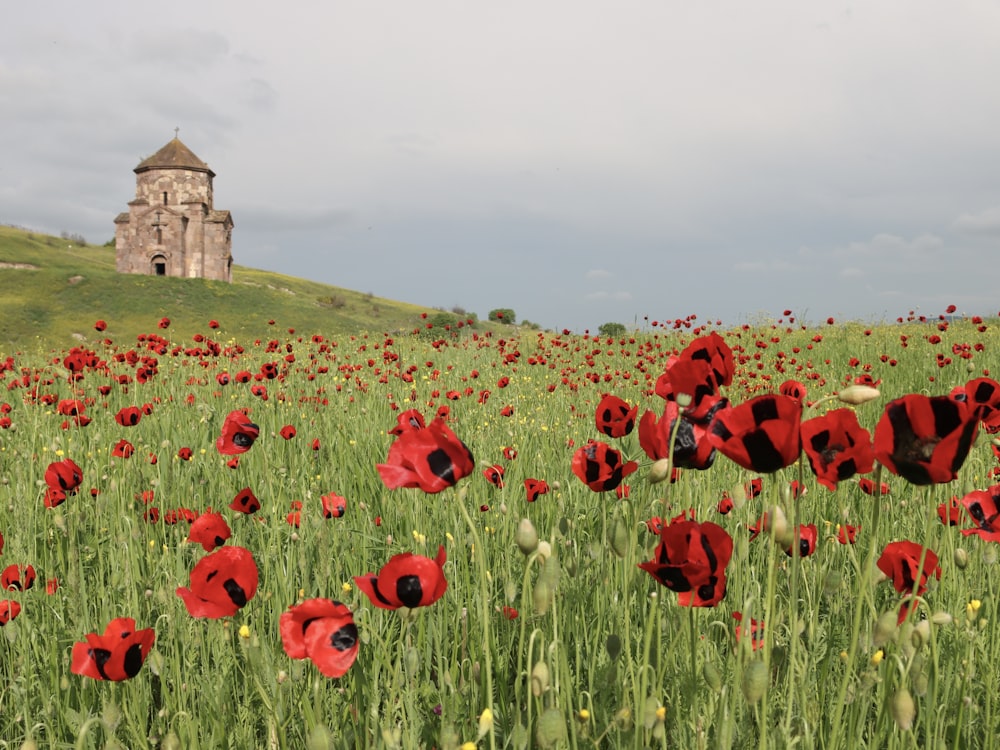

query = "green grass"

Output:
[[1, 247, 999, 748]]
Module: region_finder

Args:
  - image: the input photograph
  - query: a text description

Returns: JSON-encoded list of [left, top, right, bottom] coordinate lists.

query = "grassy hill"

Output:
[[0, 225, 471, 352]]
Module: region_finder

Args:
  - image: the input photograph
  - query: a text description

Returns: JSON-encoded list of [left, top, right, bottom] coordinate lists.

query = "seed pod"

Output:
[[891, 688, 916, 731], [741, 660, 768, 704]]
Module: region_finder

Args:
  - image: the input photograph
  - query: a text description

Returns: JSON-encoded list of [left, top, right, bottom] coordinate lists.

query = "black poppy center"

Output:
[[330, 623, 359, 651], [233, 432, 255, 448], [223, 578, 247, 607], [123, 642, 145, 678], [396, 574, 425, 608]]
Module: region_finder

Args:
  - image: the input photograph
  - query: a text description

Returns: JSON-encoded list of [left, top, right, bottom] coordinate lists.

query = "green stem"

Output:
[[828, 463, 884, 748], [454, 488, 496, 750]]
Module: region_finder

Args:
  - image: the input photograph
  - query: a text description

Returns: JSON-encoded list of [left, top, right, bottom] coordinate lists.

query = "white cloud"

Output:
[[585, 269, 612, 280], [955, 206, 1000, 236]]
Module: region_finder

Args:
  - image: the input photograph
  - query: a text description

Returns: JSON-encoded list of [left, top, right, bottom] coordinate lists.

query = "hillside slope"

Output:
[[0, 226, 458, 351]]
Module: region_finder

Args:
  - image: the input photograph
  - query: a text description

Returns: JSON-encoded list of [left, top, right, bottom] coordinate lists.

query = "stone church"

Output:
[[114, 136, 234, 282]]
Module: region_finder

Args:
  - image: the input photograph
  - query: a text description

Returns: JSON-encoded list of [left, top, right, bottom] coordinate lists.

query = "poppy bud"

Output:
[[531, 661, 550, 697], [703, 661, 722, 693], [533, 580, 552, 615], [477, 708, 494, 740], [515, 519, 539, 556], [911, 620, 931, 649], [609, 518, 630, 558], [160, 733, 181, 750], [647, 458, 673, 485], [873, 610, 899, 648], [891, 688, 916, 731], [675, 392, 693, 408], [535, 708, 568, 747], [741, 660, 768, 704], [954, 547, 969, 569], [306, 726, 335, 750], [836, 385, 881, 405], [930, 611, 954, 626], [536, 540, 552, 561], [763, 505, 791, 547]]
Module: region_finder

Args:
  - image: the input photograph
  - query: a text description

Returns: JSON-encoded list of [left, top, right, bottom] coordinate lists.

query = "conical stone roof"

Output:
[[135, 138, 214, 176]]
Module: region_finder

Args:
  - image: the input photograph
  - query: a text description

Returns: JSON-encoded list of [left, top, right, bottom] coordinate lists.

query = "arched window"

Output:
[[151, 254, 167, 276]]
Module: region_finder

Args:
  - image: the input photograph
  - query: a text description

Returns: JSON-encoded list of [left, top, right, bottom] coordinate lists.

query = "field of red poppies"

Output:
[[2, 308, 999, 749]]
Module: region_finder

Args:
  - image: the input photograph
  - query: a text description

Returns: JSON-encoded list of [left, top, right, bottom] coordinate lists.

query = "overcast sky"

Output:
[[3, 1, 999, 332]]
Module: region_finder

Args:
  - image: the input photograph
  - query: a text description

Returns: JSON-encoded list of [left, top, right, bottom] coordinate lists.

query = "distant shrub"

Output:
[[318, 294, 347, 309], [598, 322, 626, 337], [520, 320, 541, 330], [488, 308, 516, 324], [60, 231, 87, 246]]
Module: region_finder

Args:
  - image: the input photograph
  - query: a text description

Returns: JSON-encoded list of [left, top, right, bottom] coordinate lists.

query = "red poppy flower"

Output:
[[164, 508, 198, 525], [158, 317, 170, 329], [44, 458, 83, 494], [858, 478, 890, 495], [112, 439, 135, 459], [2, 564, 36, 591], [594, 394, 638, 438], [639, 519, 733, 607], [524, 478, 550, 503], [502, 446, 518, 461], [322, 492, 346, 518], [388, 409, 426, 436], [654, 358, 723, 423], [744, 478, 763, 498], [280, 598, 359, 678], [837, 524, 860, 544], [483, 464, 505, 488], [187, 512, 232, 552], [937, 496, 962, 526], [501, 605, 519, 620], [645, 517, 664, 534], [377, 417, 475, 494], [177, 447, 193, 461], [779, 380, 807, 403], [46, 578, 59, 595], [877, 541, 940, 597], [873, 394, 978, 485], [57, 399, 86, 417], [354, 545, 448, 610], [44, 487, 68, 508], [176, 546, 259, 618], [230, 487, 260, 514], [680, 331, 734, 390], [783, 524, 818, 557], [94, 320, 107, 332], [0, 600, 21, 625], [216, 410, 260, 455], [571, 439, 638, 492], [960, 485, 1000, 540], [499, 405, 515, 417], [800, 409, 875, 490], [115, 406, 142, 427], [280, 424, 297, 440], [70, 617, 155, 681], [959, 377, 1000, 421], [717, 493, 734, 515], [732, 611, 764, 651], [707, 394, 802, 473], [638, 401, 719, 471]]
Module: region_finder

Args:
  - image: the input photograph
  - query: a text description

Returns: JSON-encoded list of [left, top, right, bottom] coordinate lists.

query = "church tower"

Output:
[[114, 135, 234, 281]]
